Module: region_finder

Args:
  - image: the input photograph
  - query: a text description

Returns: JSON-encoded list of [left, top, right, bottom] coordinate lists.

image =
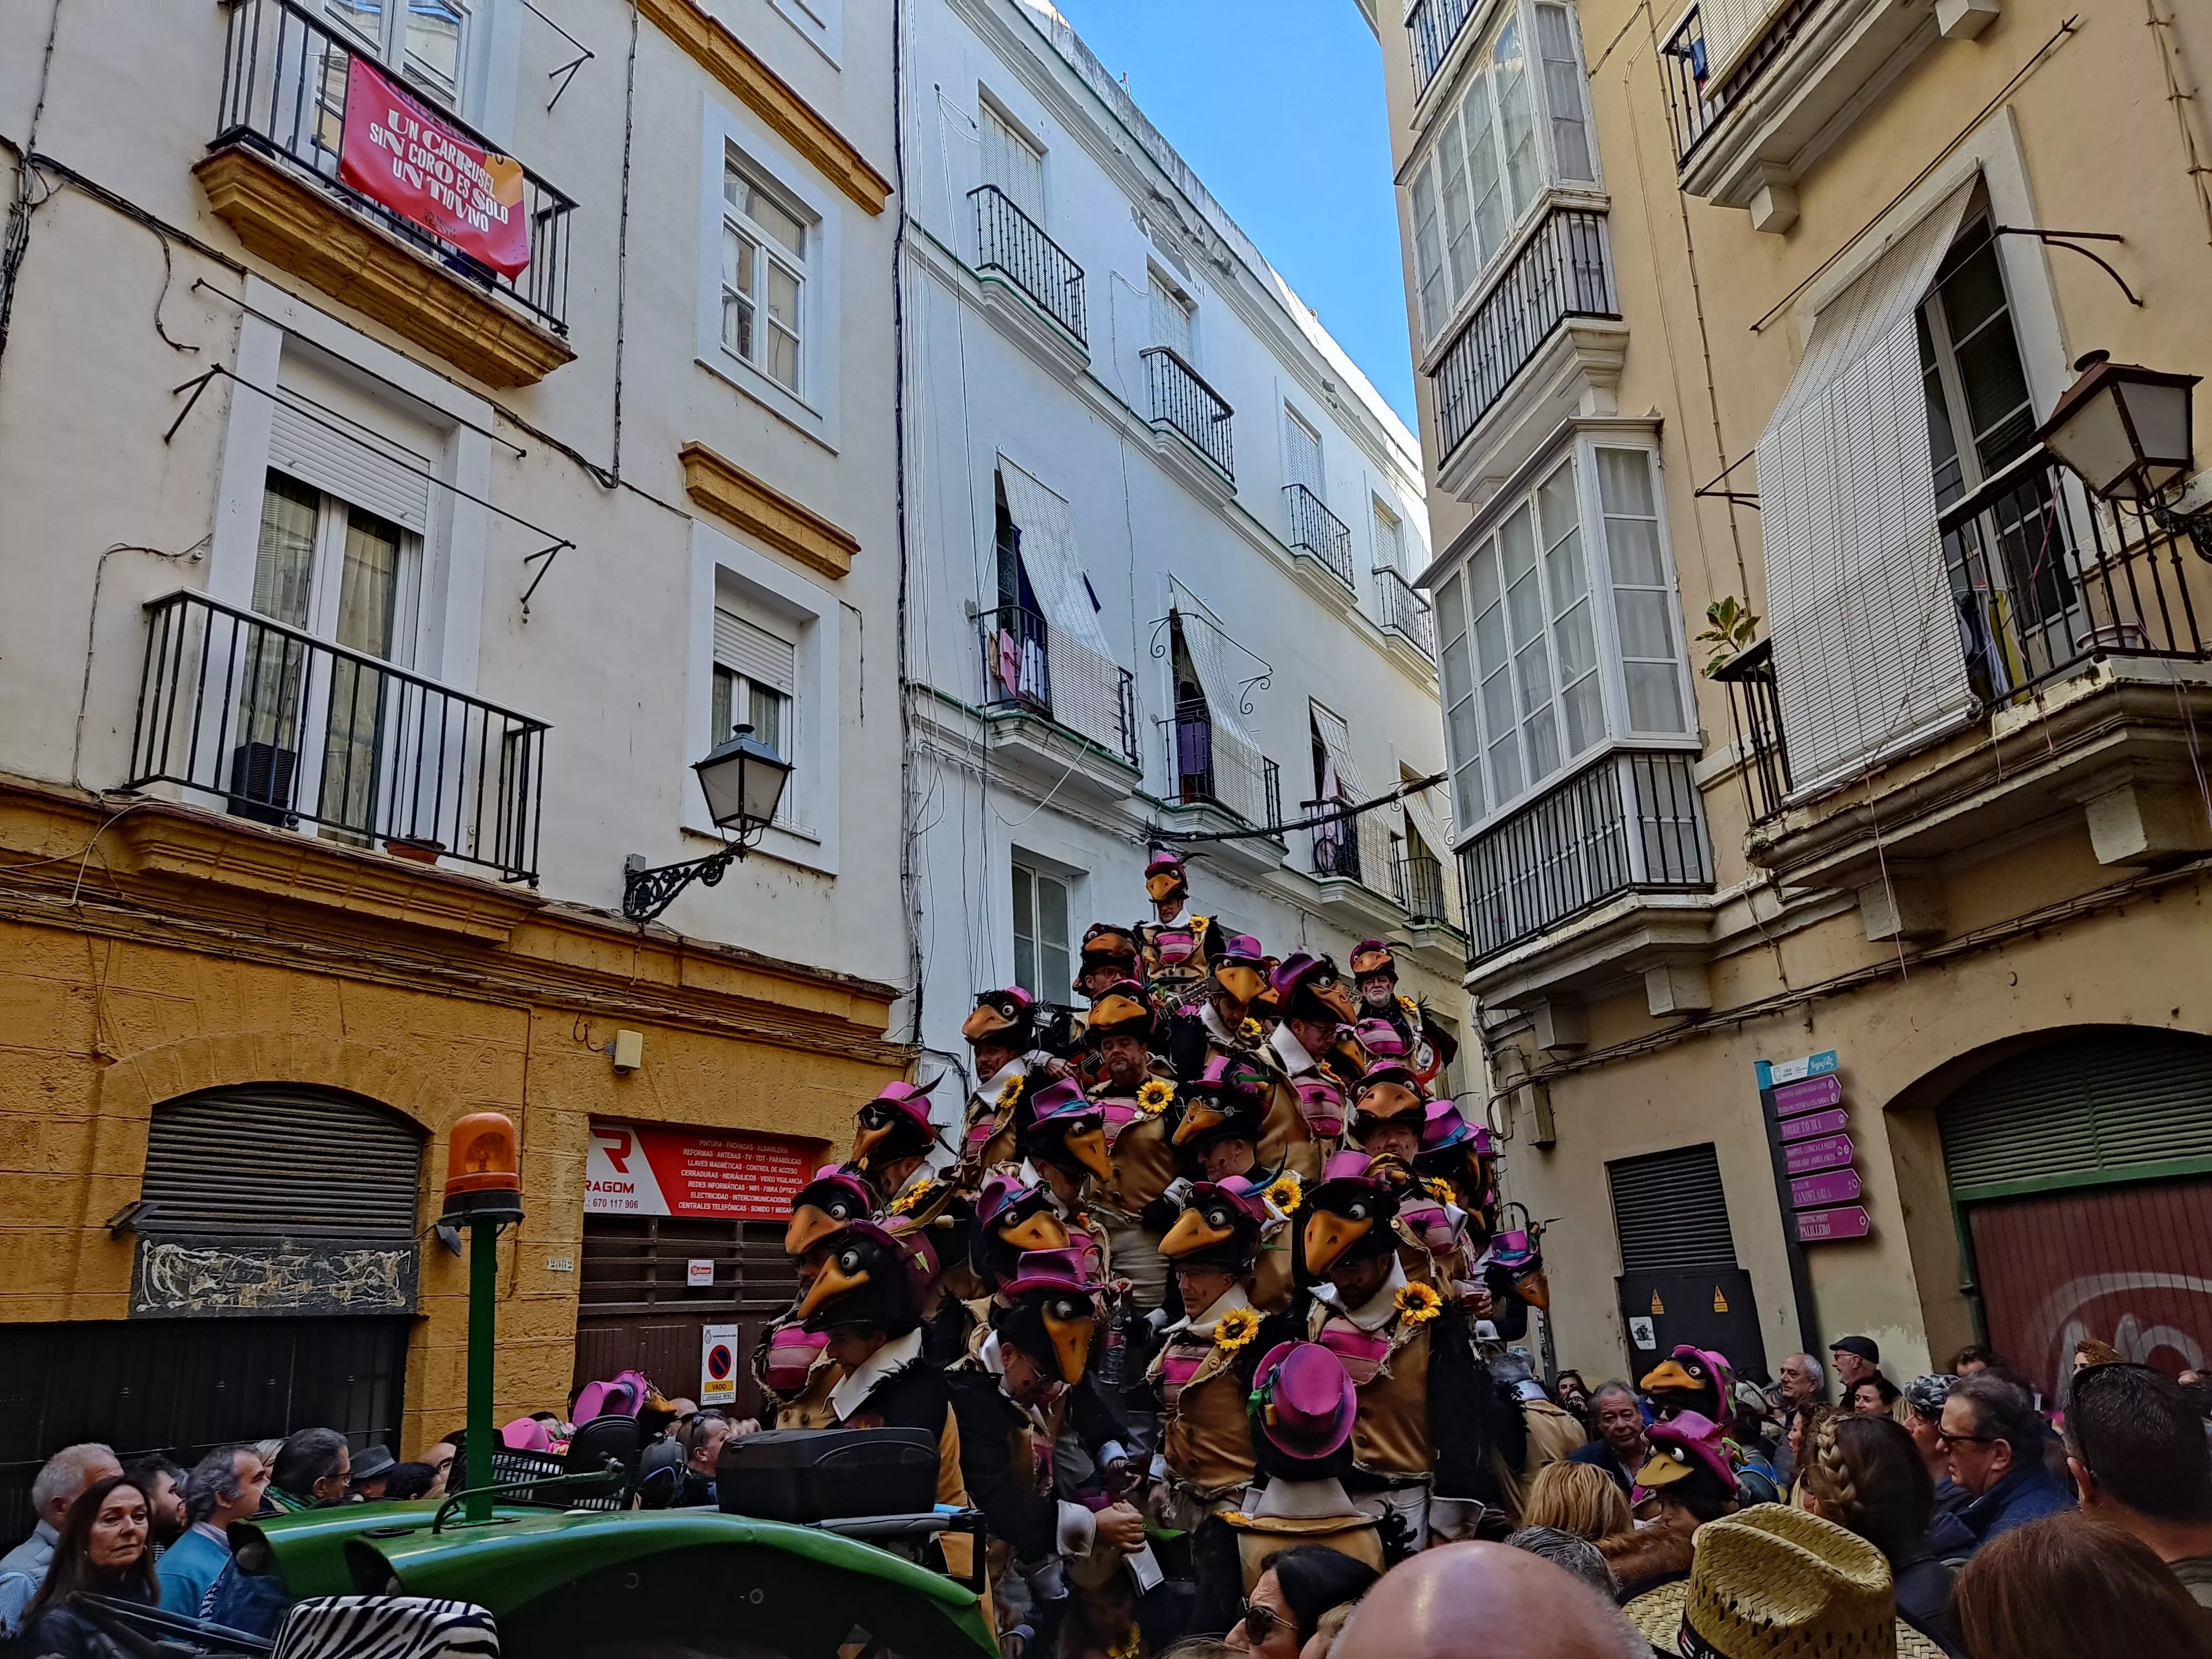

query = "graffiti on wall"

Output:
[[131, 1234, 419, 1318]]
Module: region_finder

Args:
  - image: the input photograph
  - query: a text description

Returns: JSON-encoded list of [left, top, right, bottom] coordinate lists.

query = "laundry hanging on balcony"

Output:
[[998, 459, 1123, 750], [1757, 179, 1979, 796]]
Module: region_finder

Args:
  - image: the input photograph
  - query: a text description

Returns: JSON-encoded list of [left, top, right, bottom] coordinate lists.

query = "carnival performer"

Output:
[[1133, 850, 1217, 1004], [848, 1078, 944, 1208], [1168, 1053, 1298, 1312], [1347, 940, 1459, 1089], [1344, 1062, 1430, 1165], [760, 1162, 878, 1430], [1083, 980, 1182, 1318], [961, 988, 1048, 1175], [1255, 953, 1366, 1181], [1013, 1076, 1115, 1286], [1162, 933, 1271, 1078], [1219, 1340, 1385, 1592]]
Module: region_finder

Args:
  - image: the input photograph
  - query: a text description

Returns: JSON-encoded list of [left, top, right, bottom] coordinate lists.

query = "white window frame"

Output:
[[978, 90, 1048, 224], [1149, 265, 1197, 364], [1406, 0, 1602, 345], [1372, 495, 1407, 575], [1431, 430, 1693, 837], [324, 0, 472, 107], [697, 106, 843, 447], [1010, 859, 1072, 1001], [685, 520, 842, 875], [1283, 404, 1326, 499]]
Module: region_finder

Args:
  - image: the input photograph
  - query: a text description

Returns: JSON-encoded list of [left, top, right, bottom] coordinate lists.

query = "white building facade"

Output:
[[898, 0, 1468, 1084]]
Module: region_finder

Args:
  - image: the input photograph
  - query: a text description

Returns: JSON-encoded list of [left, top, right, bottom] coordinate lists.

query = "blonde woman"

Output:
[[1519, 1459, 1632, 1542]]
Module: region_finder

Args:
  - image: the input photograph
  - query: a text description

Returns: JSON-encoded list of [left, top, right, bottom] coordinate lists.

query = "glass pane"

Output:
[[1937, 239, 2007, 342], [1494, 21, 1541, 216], [334, 508, 403, 658], [1545, 525, 1589, 610], [712, 666, 734, 743], [1436, 571, 1467, 646], [1452, 756, 1485, 829], [1480, 664, 1517, 744], [1011, 869, 1036, 995], [747, 683, 785, 756], [1039, 875, 1070, 953], [1954, 324, 2032, 463], [765, 325, 799, 392], [1487, 726, 1524, 802], [1554, 598, 1597, 682], [1536, 6, 1593, 181], [326, 0, 385, 43], [1514, 635, 1554, 716], [1411, 164, 1446, 336], [1537, 457, 1580, 545], [1447, 695, 1481, 776], [1475, 599, 1510, 676], [733, 176, 806, 258], [765, 262, 800, 331], [1439, 112, 1478, 296], [1524, 703, 1560, 778], [1615, 589, 1676, 659], [254, 473, 320, 628], [1441, 634, 1474, 706], [1506, 560, 1545, 649], [1561, 673, 1604, 755], [404, 0, 464, 96], [1462, 77, 1507, 267], [1594, 446, 1655, 515], [1626, 662, 1686, 732]]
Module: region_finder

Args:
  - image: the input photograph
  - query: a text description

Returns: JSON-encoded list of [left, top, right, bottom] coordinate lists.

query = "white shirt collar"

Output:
[[830, 1327, 925, 1421], [1199, 1000, 1238, 1046], [1316, 1257, 1408, 1332], [1163, 1284, 1251, 1341], [977, 1057, 1026, 1100], [1271, 1021, 1317, 1075]]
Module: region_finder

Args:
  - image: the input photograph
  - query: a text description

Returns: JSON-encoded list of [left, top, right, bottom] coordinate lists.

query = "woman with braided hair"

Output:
[[1798, 1412, 1964, 1657]]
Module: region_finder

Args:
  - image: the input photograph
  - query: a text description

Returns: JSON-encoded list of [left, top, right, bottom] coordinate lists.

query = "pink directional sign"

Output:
[[1791, 1168, 1863, 1207], [1797, 1205, 1872, 1243], [1779, 1107, 1848, 1142], [1771, 1073, 1843, 1118], [1785, 1133, 1855, 1175]]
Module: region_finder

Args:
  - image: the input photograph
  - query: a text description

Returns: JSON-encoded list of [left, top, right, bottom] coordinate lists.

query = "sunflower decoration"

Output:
[[1212, 1305, 1264, 1353], [1392, 1280, 1443, 1326], [1421, 1176, 1458, 1205], [1239, 1017, 1265, 1042], [1136, 1078, 1177, 1117], [1262, 1172, 1303, 1215], [1106, 1631, 1144, 1659], [886, 1180, 932, 1217], [994, 1075, 1025, 1112]]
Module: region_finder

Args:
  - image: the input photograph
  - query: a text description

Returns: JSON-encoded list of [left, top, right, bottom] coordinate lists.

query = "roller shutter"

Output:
[[714, 607, 798, 695], [268, 401, 432, 535], [1608, 1142, 1738, 1273], [139, 1086, 425, 1239]]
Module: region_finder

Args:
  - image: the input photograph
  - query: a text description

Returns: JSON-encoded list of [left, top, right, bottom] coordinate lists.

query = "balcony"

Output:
[[1156, 703, 1282, 875], [1712, 638, 1792, 826], [1143, 347, 1235, 487], [978, 604, 1141, 802], [200, 0, 577, 387], [1407, 0, 1483, 101], [1459, 749, 1712, 966], [127, 590, 547, 884], [1395, 853, 1453, 927], [970, 185, 1086, 346], [1305, 793, 1406, 933], [1374, 566, 1438, 666], [1285, 485, 1357, 598], [1432, 207, 1620, 484]]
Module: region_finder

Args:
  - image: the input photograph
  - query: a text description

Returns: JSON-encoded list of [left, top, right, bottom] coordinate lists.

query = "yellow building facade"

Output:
[[1371, 0, 2212, 1395]]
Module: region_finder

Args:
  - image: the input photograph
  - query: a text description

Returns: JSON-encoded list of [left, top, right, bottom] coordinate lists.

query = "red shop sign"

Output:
[[339, 55, 530, 278], [585, 1121, 815, 1220]]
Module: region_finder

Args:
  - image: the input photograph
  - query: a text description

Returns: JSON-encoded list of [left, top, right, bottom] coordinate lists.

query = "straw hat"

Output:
[[1621, 1504, 1945, 1659]]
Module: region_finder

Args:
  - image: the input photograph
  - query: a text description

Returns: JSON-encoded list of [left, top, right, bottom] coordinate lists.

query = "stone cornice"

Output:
[[635, 0, 892, 215], [193, 146, 576, 389], [680, 441, 860, 579]]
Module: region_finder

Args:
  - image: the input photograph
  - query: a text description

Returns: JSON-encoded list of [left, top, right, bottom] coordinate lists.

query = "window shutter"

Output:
[[997, 460, 1113, 659], [1940, 1031, 2212, 1199], [1759, 182, 1978, 795], [140, 1087, 424, 1239], [714, 607, 797, 695], [1285, 413, 1324, 495], [1151, 283, 1193, 359], [1170, 581, 1267, 821], [980, 103, 1045, 221], [1309, 700, 1364, 800], [268, 401, 432, 535], [1608, 1143, 1738, 1273], [1700, 0, 1795, 84]]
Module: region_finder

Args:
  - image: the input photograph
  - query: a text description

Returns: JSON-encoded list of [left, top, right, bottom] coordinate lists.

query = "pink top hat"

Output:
[[1250, 1340, 1359, 1462], [1001, 1246, 1095, 1300]]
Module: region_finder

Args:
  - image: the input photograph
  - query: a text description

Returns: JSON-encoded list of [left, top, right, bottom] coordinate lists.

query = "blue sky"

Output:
[[1044, 0, 1418, 430]]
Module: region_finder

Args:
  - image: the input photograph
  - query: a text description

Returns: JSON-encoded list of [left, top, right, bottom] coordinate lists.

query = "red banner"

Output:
[[338, 55, 530, 278], [585, 1121, 816, 1220]]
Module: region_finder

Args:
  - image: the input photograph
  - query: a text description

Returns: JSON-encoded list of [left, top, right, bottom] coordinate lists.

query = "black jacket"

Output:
[[22, 1587, 158, 1659], [943, 1366, 1128, 1563]]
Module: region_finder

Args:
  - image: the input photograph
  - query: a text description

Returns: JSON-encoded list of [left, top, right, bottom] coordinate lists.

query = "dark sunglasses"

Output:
[[1936, 1428, 1996, 1447], [1238, 1603, 1297, 1645]]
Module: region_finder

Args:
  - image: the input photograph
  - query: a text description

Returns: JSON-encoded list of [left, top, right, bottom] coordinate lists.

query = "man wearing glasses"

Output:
[[2064, 1361, 2212, 1607], [1939, 1371, 2073, 1549]]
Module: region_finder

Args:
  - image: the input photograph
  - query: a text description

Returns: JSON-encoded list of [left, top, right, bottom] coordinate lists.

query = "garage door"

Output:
[[1608, 1142, 1767, 1379], [1941, 1028, 2212, 1397]]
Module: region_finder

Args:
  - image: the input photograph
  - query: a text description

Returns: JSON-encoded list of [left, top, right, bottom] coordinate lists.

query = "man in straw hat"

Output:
[[1621, 1504, 1947, 1658]]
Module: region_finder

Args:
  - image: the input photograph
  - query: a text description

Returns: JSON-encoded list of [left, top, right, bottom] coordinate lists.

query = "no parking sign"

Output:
[[701, 1324, 738, 1406]]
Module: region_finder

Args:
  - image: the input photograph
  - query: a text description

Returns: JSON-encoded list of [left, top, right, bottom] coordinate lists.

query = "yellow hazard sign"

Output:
[[1713, 1287, 1730, 1313], [1650, 1291, 1665, 1315]]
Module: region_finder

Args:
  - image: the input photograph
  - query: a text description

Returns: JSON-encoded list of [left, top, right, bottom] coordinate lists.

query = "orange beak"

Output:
[[962, 1005, 1015, 1041], [1061, 1124, 1113, 1183], [851, 1122, 894, 1163], [1173, 1101, 1228, 1146], [1217, 965, 1264, 1004], [1161, 1208, 1234, 1259], [1045, 1311, 1095, 1385], [1302, 1211, 1371, 1276], [784, 1204, 843, 1259], [1145, 873, 1181, 901], [1357, 1082, 1425, 1121], [1000, 1211, 1070, 1253], [1317, 980, 1358, 1022], [1515, 1267, 1552, 1310], [797, 1259, 869, 1322], [1640, 1358, 1698, 1396]]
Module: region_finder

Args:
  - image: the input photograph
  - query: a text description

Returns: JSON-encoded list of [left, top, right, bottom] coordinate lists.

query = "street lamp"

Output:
[[440, 1111, 523, 1524], [621, 724, 794, 923], [2037, 351, 2199, 503]]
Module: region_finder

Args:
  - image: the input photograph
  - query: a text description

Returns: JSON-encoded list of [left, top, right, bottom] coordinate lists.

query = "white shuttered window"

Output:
[[980, 102, 1046, 221], [713, 605, 799, 825]]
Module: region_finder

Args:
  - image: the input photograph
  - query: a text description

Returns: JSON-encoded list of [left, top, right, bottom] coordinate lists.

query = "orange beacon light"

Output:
[[442, 1111, 524, 1223]]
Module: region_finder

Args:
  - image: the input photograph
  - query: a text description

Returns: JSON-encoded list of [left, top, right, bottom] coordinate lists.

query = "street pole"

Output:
[[465, 1214, 500, 1524]]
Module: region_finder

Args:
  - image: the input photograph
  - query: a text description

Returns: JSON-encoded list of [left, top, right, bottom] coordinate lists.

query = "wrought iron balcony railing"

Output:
[[215, 0, 577, 336], [1143, 347, 1235, 479], [1165, 700, 1267, 824], [1458, 749, 1712, 963], [1285, 486, 1355, 589], [1407, 0, 1484, 99], [1433, 207, 1615, 462], [1306, 795, 1398, 898], [1660, 0, 1823, 169], [970, 185, 1087, 344], [1374, 566, 1437, 660], [1711, 638, 1792, 826], [128, 590, 548, 883], [1395, 853, 1455, 928], [979, 603, 1139, 764]]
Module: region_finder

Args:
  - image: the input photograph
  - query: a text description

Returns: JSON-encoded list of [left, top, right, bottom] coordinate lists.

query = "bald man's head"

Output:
[[1333, 1543, 1647, 1659]]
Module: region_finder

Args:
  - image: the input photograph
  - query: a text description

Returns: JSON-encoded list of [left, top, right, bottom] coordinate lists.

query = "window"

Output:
[[1918, 220, 2036, 510], [722, 154, 810, 396], [712, 606, 797, 824], [980, 100, 1046, 221], [1150, 273, 1195, 361], [326, 0, 468, 103], [1373, 498, 1406, 573], [1407, 1, 1597, 339], [1284, 408, 1323, 496], [1011, 862, 1071, 999], [1432, 442, 1689, 831]]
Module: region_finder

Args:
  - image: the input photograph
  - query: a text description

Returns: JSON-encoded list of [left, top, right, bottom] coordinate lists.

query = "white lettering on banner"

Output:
[[585, 1119, 813, 1219]]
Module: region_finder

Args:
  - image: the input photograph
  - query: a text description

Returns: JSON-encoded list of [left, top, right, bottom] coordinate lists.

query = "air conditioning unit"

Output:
[[227, 742, 299, 827]]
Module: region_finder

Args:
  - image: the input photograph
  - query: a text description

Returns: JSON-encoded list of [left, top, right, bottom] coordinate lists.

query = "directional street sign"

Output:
[[1778, 1107, 1848, 1142], [1785, 1133, 1855, 1175], [1796, 1206, 1872, 1243], [1770, 1073, 1843, 1118], [1790, 1168, 1864, 1208]]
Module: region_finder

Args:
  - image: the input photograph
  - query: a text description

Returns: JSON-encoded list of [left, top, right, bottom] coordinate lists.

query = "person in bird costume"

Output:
[[1014, 1075, 1115, 1286], [1412, 1100, 1499, 1248], [1084, 980, 1182, 1318], [1298, 1150, 1521, 1549], [1168, 1053, 1298, 1312], [962, 988, 1048, 1175], [848, 1078, 944, 1209], [763, 1164, 879, 1430], [1255, 953, 1367, 1181], [1134, 849, 1218, 1004], [969, 1168, 1076, 1294], [1345, 1061, 1430, 1165], [1075, 924, 1143, 1004], [1218, 1340, 1385, 1594], [1163, 932, 1271, 1078], [1640, 1345, 1734, 1426], [1348, 940, 1459, 1089], [799, 1219, 975, 1576]]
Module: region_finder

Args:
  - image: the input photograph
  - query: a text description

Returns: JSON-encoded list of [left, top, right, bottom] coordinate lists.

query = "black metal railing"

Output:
[[1312, 812, 1363, 882], [215, 0, 576, 335], [980, 604, 1052, 716], [1264, 757, 1283, 828], [1375, 566, 1437, 660], [1712, 639, 1792, 825], [1407, 0, 1484, 98], [1940, 447, 2210, 708], [1396, 853, 1453, 926], [1433, 208, 1615, 462], [1143, 348, 1235, 479], [128, 590, 548, 883], [1285, 486, 1355, 589], [1458, 749, 1711, 963], [979, 604, 1139, 763], [971, 185, 1086, 344], [1165, 701, 1267, 823], [1660, 0, 1822, 168]]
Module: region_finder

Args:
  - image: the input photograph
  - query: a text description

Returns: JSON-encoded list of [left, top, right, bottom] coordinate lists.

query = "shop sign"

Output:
[[131, 1233, 418, 1318], [586, 1121, 813, 1219]]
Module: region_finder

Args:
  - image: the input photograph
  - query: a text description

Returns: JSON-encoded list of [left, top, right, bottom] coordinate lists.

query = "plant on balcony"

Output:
[[1697, 595, 1761, 677]]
